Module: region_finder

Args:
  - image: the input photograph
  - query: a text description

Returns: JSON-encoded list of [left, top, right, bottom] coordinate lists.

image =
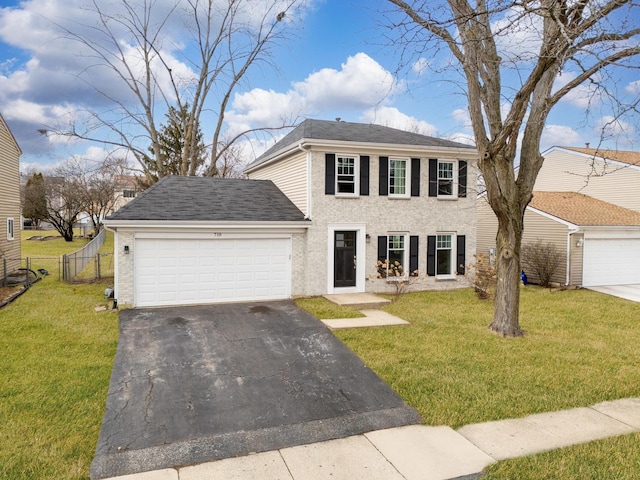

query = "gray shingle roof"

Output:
[[105, 176, 307, 222], [246, 119, 476, 171]]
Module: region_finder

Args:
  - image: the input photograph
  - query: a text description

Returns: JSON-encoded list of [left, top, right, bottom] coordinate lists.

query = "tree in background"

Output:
[[46, 0, 304, 185], [82, 158, 129, 232], [387, 0, 639, 336], [22, 173, 48, 230], [44, 164, 86, 242], [138, 104, 208, 187]]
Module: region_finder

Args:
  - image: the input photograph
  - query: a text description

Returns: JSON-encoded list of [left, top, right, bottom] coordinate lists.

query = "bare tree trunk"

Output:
[[491, 215, 524, 336]]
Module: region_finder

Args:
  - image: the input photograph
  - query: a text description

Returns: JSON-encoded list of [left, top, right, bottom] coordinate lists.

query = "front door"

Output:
[[334, 231, 357, 288]]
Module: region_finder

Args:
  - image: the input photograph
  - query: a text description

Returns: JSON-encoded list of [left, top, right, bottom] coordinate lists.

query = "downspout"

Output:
[[297, 142, 312, 219]]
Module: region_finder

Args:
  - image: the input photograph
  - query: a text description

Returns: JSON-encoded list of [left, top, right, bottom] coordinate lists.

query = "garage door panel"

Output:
[[583, 237, 640, 286], [134, 237, 291, 307]]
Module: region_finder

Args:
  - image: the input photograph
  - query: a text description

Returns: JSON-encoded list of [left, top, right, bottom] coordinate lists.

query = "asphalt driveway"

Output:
[[90, 301, 420, 479]]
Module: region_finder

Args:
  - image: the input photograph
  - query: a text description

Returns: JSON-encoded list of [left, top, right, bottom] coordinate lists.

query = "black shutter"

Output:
[[379, 156, 388, 196], [410, 235, 419, 275], [457, 235, 466, 275], [325, 153, 335, 195], [458, 160, 467, 198], [377, 236, 387, 261], [428, 158, 438, 197], [360, 155, 370, 196], [427, 235, 436, 276], [411, 158, 421, 196]]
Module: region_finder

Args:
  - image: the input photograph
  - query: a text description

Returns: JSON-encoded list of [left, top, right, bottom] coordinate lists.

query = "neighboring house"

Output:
[[0, 113, 22, 276], [477, 146, 640, 287], [105, 119, 478, 307], [111, 175, 142, 214]]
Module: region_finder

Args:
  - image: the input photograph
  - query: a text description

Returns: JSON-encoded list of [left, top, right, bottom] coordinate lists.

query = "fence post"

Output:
[[2, 258, 5, 287], [96, 253, 101, 280]]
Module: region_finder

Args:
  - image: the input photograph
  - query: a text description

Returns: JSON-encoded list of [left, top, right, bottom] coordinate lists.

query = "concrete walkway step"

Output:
[[322, 293, 391, 310], [322, 309, 409, 329]]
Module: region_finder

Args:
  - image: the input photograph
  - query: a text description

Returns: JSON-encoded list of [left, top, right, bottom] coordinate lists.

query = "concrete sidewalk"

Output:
[[103, 397, 640, 480]]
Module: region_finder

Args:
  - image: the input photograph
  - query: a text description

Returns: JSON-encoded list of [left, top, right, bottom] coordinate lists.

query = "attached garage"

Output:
[[134, 237, 292, 307], [582, 234, 640, 287], [104, 177, 309, 308]]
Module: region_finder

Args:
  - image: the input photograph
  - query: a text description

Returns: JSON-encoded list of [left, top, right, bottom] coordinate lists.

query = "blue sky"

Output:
[[0, 0, 638, 172]]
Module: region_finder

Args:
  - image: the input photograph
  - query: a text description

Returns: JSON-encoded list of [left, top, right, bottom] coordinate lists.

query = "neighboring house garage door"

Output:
[[134, 237, 291, 307], [582, 237, 640, 287]]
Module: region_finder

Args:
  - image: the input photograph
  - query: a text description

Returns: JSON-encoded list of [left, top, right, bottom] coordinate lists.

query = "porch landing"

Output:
[[322, 293, 391, 310]]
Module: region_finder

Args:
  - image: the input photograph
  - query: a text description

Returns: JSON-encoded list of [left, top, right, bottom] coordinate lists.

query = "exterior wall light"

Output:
[[124, 245, 130, 254]]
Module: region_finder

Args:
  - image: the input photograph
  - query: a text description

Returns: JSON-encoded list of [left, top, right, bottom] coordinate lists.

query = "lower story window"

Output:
[[387, 234, 406, 277], [436, 234, 452, 275]]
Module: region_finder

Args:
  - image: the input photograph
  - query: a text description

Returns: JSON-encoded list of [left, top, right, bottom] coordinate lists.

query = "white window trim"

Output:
[[7, 218, 14, 241], [436, 232, 456, 279], [386, 232, 409, 280], [388, 157, 411, 198], [335, 154, 360, 197], [437, 160, 457, 199]]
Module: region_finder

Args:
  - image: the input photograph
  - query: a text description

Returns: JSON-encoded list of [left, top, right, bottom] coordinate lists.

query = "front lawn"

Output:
[[297, 286, 640, 479]]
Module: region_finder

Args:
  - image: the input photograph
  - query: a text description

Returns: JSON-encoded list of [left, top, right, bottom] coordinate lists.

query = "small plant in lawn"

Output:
[[466, 254, 497, 300], [521, 240, 563, 287], [374, 260, 418, 300]]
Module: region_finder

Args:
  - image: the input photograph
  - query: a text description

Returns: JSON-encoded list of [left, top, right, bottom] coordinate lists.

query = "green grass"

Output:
[[0, 231, 118, 479], [22, 229, 114, 281], [483, 433, 640, 480], [295, 296, 364, 319], [297, 286, 640, 478]]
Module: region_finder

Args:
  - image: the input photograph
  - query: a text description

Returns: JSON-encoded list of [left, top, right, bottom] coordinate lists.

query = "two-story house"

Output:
[[0, 113, 22, 278], [477, 146, 640, 288], [105, 119, 477, 308]]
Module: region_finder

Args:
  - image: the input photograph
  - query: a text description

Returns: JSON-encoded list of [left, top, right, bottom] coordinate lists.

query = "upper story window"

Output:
[[389, 158, 410, 197], [326, 153, 369, 197], [123, 189, 137, 198], [336, 155, 358, 195], [428, 159, 467, 199], [7, 218, 14, 241], [438, 161, 455, 196]]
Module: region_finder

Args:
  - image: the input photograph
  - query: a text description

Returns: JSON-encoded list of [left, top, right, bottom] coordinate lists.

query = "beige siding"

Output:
[[247, 151, 308, 216], [536, 149, 640, 212], [0, 115, 22, 274], [477, 199, 571, 285], [568, 233, 584, 286]]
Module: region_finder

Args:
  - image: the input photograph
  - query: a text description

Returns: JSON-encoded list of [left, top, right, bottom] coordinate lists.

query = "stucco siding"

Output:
[[247, 151, 308, 216], [536, 149, 640, 212], [0, 115, 22, 275], [303, 148, 477, 296]]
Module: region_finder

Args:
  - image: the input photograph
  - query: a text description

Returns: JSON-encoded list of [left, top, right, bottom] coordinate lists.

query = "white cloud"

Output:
[[452, 108, 471, 128], [541, 124, 582, 149], [412, 58, 430, 76], [293, 53, 400, 110], [595, 115, 635, 139], [626, 80, 640, 95], [492, 6, 543, 62], [360, 106, 437, 136], [554, 71, 604, 108], [229, 53, 401, 130]]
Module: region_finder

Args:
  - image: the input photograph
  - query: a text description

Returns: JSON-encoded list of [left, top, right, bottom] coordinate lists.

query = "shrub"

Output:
[[466, 254, 497, 300], [521, 240, 563, 287]]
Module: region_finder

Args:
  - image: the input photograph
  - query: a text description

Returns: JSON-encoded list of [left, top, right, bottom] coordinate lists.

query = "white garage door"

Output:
[[583, 237, 640, 287], [134, 237, 291, 307]]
